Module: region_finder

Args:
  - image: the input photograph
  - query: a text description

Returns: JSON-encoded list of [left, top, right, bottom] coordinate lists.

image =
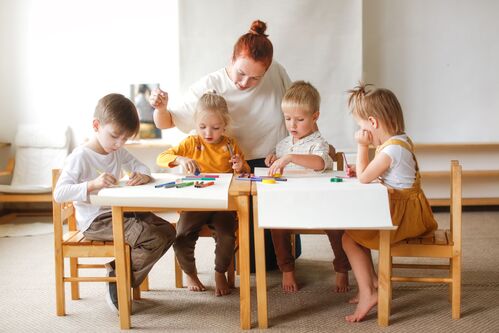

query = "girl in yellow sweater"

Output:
[[157, 92, 250, 296], [342, 83, 437, 322]]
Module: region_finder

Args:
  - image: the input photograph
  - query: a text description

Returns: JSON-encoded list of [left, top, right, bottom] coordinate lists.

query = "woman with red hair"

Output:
[[150, 19, 297, 286]]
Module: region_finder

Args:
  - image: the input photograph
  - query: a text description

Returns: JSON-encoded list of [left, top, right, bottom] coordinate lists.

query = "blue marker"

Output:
[[155, 181, 176, 188]]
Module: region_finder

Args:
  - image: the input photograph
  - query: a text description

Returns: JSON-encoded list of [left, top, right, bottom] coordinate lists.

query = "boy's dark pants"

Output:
[[83, 212, 176, 288]]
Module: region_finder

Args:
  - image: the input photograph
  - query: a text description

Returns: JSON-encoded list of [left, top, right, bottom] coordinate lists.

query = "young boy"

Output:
[[265, 81, 351, 293], [53, 93, 176, 312]]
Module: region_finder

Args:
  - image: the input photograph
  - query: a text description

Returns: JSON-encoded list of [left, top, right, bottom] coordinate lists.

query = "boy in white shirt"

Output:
[[265, 81, 351, 293], [54, 93, 176, 313]]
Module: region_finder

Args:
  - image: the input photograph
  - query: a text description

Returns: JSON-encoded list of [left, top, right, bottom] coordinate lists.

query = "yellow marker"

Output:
[[262, 178, 276, 184], [272, 173, 281, 178]]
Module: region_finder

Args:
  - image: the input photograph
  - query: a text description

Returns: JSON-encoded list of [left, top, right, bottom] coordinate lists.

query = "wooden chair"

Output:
[[0, 124, 70, 222], [173, 222, 238, 289], [388, 160, 462, 320], [52, 169, 146, 317]]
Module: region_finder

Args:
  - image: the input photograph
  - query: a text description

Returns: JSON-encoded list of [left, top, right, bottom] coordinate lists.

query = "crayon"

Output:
[[183, 177, 216, 181], [195, 181, 215, 188], [155, 181, 177, 188], [175, 181, 194, 188]]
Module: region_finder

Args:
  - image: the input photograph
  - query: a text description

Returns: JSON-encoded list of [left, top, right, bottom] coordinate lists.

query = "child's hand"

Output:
[[355, 129, 372, 146], [268, 155, 291, 176], [149, 88, 168, 111], [265, 153, 277, 167], [176, 156, 200, 174], [230, 154, 245, 173], [88, 172, 117, 192], [126, 172, 151, 186], [346, 164, 357, 177]]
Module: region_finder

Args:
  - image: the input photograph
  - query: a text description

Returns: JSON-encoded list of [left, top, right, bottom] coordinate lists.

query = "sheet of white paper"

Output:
[[90, 173, 232, 209], [254, 168, 393, 229]]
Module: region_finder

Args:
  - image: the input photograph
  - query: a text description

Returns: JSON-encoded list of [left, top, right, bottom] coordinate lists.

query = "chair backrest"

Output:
[[12, 124, 70, 187], [330, 149, 345, 172], [52, 169, 77, 239]]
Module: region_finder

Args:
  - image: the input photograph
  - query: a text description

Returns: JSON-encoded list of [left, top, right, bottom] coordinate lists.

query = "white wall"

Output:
[[178, 0, 362, 152], [363, 0, 499, 143], [0, 0, 179, 148], [2, 0, 499, 158]]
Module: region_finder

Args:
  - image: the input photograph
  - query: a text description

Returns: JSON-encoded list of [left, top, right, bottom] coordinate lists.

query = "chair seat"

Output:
[[0, 184, 52, 194], [62, 231, 117, 257], [391, 229, 454, 258]]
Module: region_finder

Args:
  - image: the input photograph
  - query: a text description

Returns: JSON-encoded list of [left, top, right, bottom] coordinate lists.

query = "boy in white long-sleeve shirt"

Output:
[[54, 93, 176, 313]]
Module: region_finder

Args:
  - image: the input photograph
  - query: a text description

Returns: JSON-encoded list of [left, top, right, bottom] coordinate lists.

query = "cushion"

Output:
[[10, 124, 70, 188], [0, 184, 51, 194], [15, 124, 69, 148], [11, 147, 68, 187]]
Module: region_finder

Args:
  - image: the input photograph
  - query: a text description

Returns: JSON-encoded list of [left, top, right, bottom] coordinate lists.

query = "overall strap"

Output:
[[376, 136, 422, 188]]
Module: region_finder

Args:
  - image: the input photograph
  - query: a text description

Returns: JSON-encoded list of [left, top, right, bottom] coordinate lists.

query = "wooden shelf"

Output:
[[429, 197, 499, 206], [421, 170, 499, 178], [0, 142, 11, 148], [415, 143, 499, 151], [415, 142, 499, 206]]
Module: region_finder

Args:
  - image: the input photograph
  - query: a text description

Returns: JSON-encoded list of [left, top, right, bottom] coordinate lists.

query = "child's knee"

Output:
[[342, 232, 353, 248], [159, 222, 176, 247], [217, 229, 236, 241]]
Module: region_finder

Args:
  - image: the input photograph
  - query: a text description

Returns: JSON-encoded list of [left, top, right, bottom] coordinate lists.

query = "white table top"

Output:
[[254, 168, 394, 230], [90, 173, 233, 209]]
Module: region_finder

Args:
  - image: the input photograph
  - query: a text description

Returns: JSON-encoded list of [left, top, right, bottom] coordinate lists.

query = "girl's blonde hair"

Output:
[[281, 80, 320, 114], [195, 91, 231, 127], [347, 82, 405, 135]]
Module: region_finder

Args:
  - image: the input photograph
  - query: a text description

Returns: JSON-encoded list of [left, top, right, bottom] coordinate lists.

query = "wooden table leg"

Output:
[[253, 195, 268, 329], [378, 230, 392, 327], [112, 206, 131, 329], [237, 196, 251, 329]]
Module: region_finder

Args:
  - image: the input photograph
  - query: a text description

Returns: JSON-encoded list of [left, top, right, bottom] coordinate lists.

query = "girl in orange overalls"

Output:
[[342, 83, 437, 322]]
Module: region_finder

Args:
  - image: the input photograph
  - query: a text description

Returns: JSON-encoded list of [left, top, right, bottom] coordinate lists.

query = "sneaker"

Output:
[[104, 262, 119, 314]]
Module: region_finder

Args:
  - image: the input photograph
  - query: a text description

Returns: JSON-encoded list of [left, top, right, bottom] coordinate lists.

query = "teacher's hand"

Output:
[[149, 88, 168, 111]]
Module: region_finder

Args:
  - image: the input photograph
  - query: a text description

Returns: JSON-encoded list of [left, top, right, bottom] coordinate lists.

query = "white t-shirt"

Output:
[[275, 131, 333, 172], [53, 146, 151, 232], [379, 134, 417, 189], [170, 61, 291, 160]]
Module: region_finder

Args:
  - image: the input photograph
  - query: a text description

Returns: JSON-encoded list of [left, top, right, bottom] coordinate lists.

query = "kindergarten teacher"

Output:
[[150, 19, 298, 271]]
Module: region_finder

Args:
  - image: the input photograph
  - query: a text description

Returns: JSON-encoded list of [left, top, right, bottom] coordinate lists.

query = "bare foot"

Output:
[[345, 289, 378, 322], [185, 273, 206, 292], [282, 271, 299, 293], [335, 272, 350, 293], [215, 271, 231, 297]]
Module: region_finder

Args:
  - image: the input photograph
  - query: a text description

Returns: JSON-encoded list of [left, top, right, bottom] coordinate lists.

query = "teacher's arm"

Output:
[[150, 88, 175, 129]]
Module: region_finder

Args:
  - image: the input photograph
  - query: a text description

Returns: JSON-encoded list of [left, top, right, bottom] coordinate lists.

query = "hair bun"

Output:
[[249, 20, 268, 37]]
